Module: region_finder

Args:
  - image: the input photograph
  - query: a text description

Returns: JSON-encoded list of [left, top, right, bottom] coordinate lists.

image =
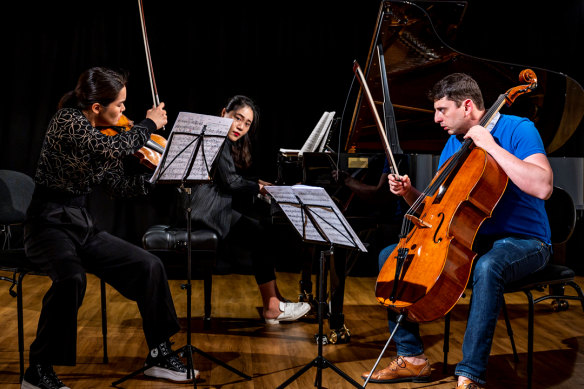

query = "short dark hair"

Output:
[[428, 73, 485, 110], [59, 67, 128, 110]]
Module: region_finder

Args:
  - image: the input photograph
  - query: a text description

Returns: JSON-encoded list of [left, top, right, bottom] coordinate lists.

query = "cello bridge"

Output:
[[404, 214, 432, 228]]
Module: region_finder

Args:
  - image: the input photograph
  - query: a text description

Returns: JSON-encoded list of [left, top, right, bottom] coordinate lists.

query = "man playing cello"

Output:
[[362, 73, 553, 389]]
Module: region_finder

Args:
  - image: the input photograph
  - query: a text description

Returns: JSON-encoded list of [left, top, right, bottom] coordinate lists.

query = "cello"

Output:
[[371, 69, 538, 323], [353, 63, 538, 322], [354, 67, 538, 388]]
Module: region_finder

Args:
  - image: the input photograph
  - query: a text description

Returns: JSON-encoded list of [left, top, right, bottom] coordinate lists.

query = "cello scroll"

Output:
[[505, 69, 538, 105]]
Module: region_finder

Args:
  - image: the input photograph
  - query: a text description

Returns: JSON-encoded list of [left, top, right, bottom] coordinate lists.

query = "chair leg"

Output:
[[203, 265, 212, 330], [100, 279, 108, 364], [566, 281, 584, 311], [526, 290, 535, 389], [502, 299, 519, 363], [17, 272, 26, 383], [443, 312, 450, 374]]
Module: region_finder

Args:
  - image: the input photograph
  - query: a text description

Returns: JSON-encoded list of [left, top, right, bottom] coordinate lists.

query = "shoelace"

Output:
[[38, 365, 65, 388], [167, 353, 187, 372], [159, 342, 186, 372], [389, 356, 407, 371]]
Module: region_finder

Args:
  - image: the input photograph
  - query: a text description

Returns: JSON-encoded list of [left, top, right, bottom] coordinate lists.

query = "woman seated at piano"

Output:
[[186, 95, 311, 324]]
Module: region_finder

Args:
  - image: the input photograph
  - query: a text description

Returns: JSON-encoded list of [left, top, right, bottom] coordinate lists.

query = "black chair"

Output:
[[0, 170, 109, 383], [443, 186, 584, 388], [142, 224, 218, 328]]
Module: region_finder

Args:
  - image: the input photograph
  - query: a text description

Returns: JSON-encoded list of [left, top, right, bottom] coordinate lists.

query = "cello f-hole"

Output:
[[433, 212, 445, 243]]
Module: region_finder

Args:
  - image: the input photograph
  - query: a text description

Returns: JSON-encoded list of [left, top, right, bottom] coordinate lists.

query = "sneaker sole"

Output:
[[144, 366, 198, 382], [265, 304, 312, 324]]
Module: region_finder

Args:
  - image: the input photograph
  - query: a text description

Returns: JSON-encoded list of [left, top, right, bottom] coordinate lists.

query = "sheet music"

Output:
[[279, 111, 335, 156], [315, 111, 335, 152], [299, 111, 335, 156], [264, 186, 326, 243], [265, 185, 367, 251], [150, 112, 232, 183]]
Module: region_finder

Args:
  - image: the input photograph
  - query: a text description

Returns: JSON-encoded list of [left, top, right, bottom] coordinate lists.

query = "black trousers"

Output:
[[24, 204, 180, 366], [226, 211, 276, 285]]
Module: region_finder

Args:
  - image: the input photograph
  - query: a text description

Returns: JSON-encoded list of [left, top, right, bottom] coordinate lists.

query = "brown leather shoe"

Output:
[[361, 356, 431, 383], [457, 377, 484, 389]]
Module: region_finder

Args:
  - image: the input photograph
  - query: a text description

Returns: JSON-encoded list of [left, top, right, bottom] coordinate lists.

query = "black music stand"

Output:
[[112, 112, 251, 388], [265, 185, 366, 389]]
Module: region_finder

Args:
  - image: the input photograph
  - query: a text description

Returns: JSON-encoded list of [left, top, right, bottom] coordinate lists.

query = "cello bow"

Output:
[[352, 60, 401, 179]]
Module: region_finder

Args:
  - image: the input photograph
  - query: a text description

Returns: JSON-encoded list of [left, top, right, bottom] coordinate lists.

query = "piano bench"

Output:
[[142, 224, 218, 328]]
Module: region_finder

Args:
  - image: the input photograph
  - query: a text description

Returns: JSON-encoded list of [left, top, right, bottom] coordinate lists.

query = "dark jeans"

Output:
[[24, 204, 180, 366], [379, 236, 550, 385]]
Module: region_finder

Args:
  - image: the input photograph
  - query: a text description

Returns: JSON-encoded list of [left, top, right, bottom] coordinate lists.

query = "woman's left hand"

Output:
[[258, 179, 272, 195]]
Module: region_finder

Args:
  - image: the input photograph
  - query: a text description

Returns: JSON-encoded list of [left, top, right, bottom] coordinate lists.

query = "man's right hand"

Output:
[[388, 174, 411, 197]]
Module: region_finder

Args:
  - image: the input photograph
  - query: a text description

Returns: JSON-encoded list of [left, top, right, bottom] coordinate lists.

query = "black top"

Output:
[[28, 108, 156, 218], [33, 108, 156, 197], [188, 140, 259, 239]]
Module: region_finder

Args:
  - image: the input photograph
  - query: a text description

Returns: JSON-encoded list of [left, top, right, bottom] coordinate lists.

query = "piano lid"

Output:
[[346, 0, 584, 157]]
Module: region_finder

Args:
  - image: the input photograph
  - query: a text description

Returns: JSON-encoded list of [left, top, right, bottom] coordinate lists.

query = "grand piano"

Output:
[[276, 0, 584, 342], [347, 0, 584, 183]]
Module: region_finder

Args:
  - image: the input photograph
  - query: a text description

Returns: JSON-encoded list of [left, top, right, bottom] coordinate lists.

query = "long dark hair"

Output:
[[427, 73, 485, 110], [58, 67, 128, 110], [225, 95, 259, 170]]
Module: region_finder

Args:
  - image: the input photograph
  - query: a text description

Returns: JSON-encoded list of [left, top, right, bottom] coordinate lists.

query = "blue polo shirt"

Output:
[[438, 114, 551, 244]]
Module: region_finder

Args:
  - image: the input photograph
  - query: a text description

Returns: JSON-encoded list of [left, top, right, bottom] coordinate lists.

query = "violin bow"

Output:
[[138, 0, 161, 108]]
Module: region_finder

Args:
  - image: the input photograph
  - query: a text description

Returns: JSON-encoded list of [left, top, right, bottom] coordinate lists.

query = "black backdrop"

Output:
[[2, 1, 583, 269]]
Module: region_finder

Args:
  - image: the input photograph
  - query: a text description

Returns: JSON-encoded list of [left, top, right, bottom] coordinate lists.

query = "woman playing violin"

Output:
[[362, 73, 553, 389], [23, 67, 194, 389]]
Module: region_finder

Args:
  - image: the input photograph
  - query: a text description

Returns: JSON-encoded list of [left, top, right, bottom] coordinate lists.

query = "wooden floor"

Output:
[[0, 271, 583, 388]]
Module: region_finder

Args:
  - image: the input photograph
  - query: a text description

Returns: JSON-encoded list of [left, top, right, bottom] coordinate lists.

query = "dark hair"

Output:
[[58, 67, 128, 110], [427, 73, 485, 110], [225, 95, 259, 170]]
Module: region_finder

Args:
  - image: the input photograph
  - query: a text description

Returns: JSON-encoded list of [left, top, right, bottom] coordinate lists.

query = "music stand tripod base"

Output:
[[276, 246, 364, 389]]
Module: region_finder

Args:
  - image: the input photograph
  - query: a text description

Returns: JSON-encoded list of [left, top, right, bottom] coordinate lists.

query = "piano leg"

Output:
[[328, 248, 351, 344], [299, 245, 315, 305], [298, 244, 351, 344]]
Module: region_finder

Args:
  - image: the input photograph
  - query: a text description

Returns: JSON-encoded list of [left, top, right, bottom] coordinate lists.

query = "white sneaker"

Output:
[[265, 301, 311, 324]]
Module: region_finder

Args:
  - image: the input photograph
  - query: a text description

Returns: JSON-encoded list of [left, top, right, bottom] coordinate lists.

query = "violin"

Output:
[[99, 114, 167, 170]]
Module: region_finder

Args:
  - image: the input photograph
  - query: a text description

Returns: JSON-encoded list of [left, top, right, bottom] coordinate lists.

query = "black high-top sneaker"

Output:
[[143, 340, 198, 382], [21, 363, 70, 389]]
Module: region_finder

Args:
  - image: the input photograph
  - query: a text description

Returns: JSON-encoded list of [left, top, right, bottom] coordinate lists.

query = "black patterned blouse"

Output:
[[34, 108, 157, 197]]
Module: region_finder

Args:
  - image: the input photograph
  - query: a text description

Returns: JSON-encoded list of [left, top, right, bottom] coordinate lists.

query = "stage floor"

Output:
[[1, 271, 583, 388]]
